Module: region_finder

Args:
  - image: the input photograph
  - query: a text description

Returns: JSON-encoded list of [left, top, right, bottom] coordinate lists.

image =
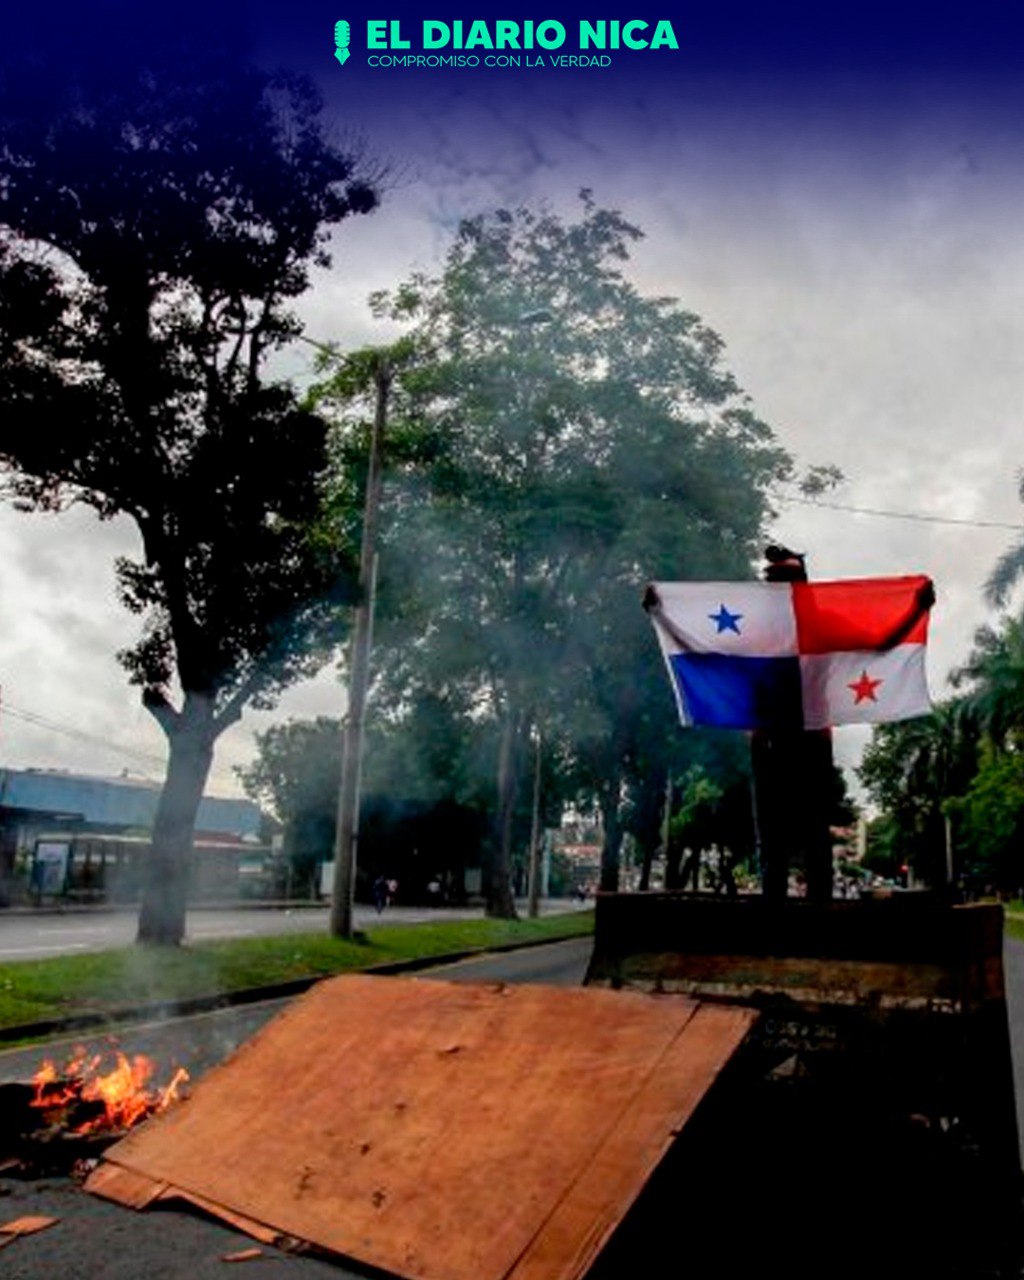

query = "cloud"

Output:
[[4, 60, 1023, 801]]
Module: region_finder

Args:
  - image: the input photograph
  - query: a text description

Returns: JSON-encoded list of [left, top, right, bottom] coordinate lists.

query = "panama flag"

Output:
[[647, 576, 933, 731]]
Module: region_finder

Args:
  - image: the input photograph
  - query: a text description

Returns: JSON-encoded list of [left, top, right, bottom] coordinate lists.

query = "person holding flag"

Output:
[[644, 547, 935, 900]]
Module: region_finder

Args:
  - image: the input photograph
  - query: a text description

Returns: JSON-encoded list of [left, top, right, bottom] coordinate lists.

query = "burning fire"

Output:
[[31, 1046, 189, 1134]]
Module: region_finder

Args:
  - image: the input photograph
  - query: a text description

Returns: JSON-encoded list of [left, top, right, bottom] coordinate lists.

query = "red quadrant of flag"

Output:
[[792, 576, 930, 655]]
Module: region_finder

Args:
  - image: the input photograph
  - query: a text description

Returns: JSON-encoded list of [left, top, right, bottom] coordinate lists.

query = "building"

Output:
[[0, 767, 263, 905]]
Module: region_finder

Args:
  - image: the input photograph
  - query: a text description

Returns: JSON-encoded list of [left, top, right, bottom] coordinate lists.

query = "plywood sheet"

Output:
[[88, 975, 754, 1280], [506, 1004, 757, 1280]]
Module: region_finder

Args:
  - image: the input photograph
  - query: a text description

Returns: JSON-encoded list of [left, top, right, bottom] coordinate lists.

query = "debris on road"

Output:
[[0, 1212, 59, 1245], [87, 973, 754, 1280]]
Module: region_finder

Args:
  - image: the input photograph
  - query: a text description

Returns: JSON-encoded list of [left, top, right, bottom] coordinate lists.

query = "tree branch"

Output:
[[142, 686, 181, 738], [213, 666, 273, 736]]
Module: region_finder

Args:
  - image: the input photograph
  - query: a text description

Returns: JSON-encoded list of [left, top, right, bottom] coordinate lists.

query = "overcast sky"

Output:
[[3, 7, 1024, 797]]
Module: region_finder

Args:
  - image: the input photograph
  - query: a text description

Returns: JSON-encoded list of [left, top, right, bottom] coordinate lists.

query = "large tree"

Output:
[[238, 717, 344, 899], [984, 473, 1024, 608], [862, 488, 1024, 895], [0, 48, 377, 942], [240, 695, 500, 904], [956, 616, 1024, 748], [348, 196, 793, 912], [947, 616, 1024, 892], [953, 742, 1024, 896], [859, 701, 977, 888]]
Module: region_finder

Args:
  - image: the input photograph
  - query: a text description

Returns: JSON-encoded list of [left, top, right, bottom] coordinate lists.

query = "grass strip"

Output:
[[0, 911, 594, 1032]]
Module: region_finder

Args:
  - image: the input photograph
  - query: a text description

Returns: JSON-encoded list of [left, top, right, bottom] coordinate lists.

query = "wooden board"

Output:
[[88, 975, 754, 1280]]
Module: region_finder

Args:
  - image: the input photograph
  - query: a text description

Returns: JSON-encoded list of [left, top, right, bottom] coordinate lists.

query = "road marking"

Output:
[[0, 943, 92, 956], [32, 926, 118, 937]]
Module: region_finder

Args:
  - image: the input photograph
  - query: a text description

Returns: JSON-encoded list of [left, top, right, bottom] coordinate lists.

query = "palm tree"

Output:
[[985, 473, 1024, 606], [955, 618, 1024, 749], [860, 700, 977, 887]]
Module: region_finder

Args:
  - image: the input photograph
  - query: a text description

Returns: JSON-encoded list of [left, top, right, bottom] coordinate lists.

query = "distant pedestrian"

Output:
[[387, 878, 398, 907], [372, 876, 387, 914], [29, 856, 44, 906]]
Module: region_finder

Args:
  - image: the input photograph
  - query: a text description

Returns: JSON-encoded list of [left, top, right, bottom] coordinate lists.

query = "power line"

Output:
[[0, 700, 166, 774], [778, 491, 1024, 533]]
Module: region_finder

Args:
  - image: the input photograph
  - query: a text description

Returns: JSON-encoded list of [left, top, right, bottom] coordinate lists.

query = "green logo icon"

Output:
[[334, 20, 351, 66]]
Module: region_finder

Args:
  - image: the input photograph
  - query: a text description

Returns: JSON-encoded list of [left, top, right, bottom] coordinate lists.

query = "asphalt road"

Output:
[[1003, 934, 1024, 1155], [0, 901, 580, 961], [0, 901, 583, 962], [0, 936, 596, 1088], [4, 934, 1024, 1278], [0, 937, 595, 1280]]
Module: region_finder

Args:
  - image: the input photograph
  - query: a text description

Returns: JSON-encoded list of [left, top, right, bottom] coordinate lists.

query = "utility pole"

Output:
[[330, 357, 391, 938], [526, 726, 543, 918]]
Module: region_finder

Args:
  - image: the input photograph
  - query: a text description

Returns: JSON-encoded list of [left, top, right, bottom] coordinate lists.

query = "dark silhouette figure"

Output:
[[372, 876, 388, 914], [752, 546, 835, 901], [645, 550, 934, 901]]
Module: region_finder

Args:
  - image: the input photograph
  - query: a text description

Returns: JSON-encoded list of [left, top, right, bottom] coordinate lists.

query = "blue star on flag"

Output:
[[709, 604, 743, 634]]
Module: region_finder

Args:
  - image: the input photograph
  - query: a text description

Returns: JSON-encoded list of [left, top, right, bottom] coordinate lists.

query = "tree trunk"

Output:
[[488, 711, 519, 919], [640, 773, 670, 892], [137, 692, 217, 945], [663, 841, 682, 889], [598, 778, 622, 893]]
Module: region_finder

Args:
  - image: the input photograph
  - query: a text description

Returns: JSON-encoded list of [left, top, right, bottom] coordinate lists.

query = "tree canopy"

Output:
[[860, 620, 1024, 895], [314, 195, 795, 913], [0, 49, 378, 941], [240, 697, 500, 904]]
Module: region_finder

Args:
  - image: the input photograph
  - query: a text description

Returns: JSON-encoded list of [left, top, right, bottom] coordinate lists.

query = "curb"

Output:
[[0, 931, 593, 1048]]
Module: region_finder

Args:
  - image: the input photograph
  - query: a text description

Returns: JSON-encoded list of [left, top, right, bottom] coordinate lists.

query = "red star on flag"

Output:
[[848, 669, 882, 704]]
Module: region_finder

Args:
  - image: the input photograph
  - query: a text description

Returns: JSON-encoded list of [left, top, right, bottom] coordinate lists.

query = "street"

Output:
[[0, 937, 593, 1279], [0, 900, 581, 961], [0, 936, 595, 1087], [1003, 933, 1024, 1157], [2, 934, 1024, 1278]]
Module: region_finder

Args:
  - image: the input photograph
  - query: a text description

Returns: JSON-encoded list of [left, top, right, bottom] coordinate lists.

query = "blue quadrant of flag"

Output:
[[669, 654, 804, 730]]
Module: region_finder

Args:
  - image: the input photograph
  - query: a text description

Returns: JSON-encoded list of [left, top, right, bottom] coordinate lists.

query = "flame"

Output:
[[31, 1044, 189, 1134]]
